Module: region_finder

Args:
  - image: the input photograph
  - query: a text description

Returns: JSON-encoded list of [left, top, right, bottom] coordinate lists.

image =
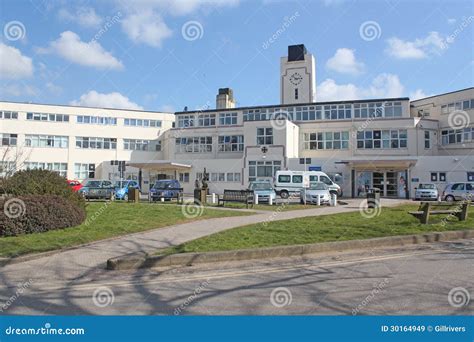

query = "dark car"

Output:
[[78, 179, 115, 200], [150, 179, 181, 201]]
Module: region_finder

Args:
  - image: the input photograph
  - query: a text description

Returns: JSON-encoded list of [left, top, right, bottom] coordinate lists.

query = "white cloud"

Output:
[[386, 32, 446, 59], [121, 11, 172, 47], [122, 0, 239, 16], [38, 31, 123, 70], [447, 18, 457, 25], [0, 43, 34, 79], [70, 91, 143, 110], [317, 73, 405, 101], [58, 7, 103, 28], [326, 48, 364, 74], [409, 89, 432, 100]]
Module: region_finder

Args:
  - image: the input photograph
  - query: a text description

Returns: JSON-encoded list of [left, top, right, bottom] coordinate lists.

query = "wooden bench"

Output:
[[218, 190, 254, 209], [408, 201, 469, 224]]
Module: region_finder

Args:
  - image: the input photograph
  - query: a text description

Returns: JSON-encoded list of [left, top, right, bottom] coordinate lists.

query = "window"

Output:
[[123, 139, 150, 151], [292, 175, 303, 183], [226, 172, 241, 182], [218, 135, 244, 152], [179, 172, 190, 183], [219, 112, 238, 126], [177, 115, 195, 128], [439, 173, 446, 182], [468, 172, 474, 182], [175, 136, 213, 153], [354, 102, 402, 118], [77, 115, 117, 125], [424, 131, 431, 149], [76, 137, 117, 149], [26, 112, 69, 122], [249, 160, 281, 182], [451, 183, 464, 191], [441, 128, 474, 145], [356, 130, 407, 149], [198, 114, 216, 127], [0, 133, 17, 146], [303, 131, 349, 150], [155, 141, 162, 151], [25, 135, 68, 148], [441, 99, 474, 113], [124, 118, 161, 127], [0, 111, 18, 119], [74, 163, 95, 179], [299, 158, 311, 164], [24, 162, 68, 177], [278, 175, 291, 183], [257, 127, 273, 145], [294, 88, 298, 100], [210, 172, 225, 182], [431, 173, 438, 182]]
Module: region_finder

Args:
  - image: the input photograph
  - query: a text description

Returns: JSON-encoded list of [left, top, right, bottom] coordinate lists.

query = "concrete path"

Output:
[[0, 198, 408, 287]]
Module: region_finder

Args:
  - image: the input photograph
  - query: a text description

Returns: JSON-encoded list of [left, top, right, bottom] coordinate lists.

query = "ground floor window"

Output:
[[75, 163, 95, 179], [248, 160, 281, 182], [355, 170, 406, 198], [179, 172, 190, 183], [24, 162, 68, 177]]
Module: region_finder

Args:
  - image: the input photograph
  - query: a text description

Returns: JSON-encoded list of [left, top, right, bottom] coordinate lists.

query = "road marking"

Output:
[[27, 249, 450, 293]]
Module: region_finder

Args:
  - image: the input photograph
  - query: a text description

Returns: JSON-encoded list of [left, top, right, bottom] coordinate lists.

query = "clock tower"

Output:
[[280, 44, 316, 105]]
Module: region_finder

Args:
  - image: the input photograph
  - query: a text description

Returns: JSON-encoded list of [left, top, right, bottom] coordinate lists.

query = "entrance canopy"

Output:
[[340, 157, 418, 169], [127, 161, 192, 172]]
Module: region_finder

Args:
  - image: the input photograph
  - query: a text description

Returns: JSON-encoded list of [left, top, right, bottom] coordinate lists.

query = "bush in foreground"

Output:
[[0, 195, 86, 237], [3, 169, 85, 209]]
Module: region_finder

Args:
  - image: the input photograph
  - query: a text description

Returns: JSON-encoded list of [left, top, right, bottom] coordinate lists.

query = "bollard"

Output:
[[316, 195, 320, 206], [330, 193, 337, 207], [255, 194, 259, 205], [160, 197, 164, 202], [212, 193, 216, 204], [269, 196, 273, 206]]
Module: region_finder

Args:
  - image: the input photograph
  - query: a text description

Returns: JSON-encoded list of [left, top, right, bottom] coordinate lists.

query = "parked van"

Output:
[[274, 170, 342, 199]]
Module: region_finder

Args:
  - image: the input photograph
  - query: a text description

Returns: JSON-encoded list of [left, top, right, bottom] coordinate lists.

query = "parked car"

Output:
[[274, 170, 341, 199], [67, 179, 82, 192], [150, 179, 181, 201], [114, 180, 140, 201], [248, 180, 276, 203], [414, 183, 439, 201], [300, 182, 330, 204], [78, 179, 115, 200], [442, 182, 474, 202]]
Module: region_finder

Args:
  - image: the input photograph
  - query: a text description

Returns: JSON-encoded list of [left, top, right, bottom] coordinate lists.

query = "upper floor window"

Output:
[[77, 115, 117, 125], [303, 131, 349, 150], [356, 129, 407, 149], [424, 131, 431, 149], [0, 111, 18, 120], [124, 118, 161, 127], [25, 135, 68, 148], [76, 137, 117, 149], [177, 115, 194, 128], [27, 112, 69, 122], [24, 162, 68, 177], [441, 99, 474, 114], [354, 102, 402, 118], [441, 127, 474, 145], [219, 112, 238, 126], [257, 127, 273, 145], [218, 135, 244, 152], [123, 139, 150, 151], [198, 114, 216, 127], [0, 133, 17, 146], [175, 136, 212, 153]]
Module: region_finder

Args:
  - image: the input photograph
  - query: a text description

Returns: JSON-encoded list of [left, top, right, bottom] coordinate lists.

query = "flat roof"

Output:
[[410, 87, 474, 103], [175, 97, 410, 115]]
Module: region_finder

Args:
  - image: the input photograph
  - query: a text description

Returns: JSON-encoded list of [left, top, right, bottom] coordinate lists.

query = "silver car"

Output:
[[442, 182, 474, 202], [300, 182, 330, 204], [414, 183, 438, 201]]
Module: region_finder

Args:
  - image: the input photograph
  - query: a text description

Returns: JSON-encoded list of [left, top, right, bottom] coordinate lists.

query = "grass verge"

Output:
[[0, 202, 251, 258], [163, 204, 474, 255]]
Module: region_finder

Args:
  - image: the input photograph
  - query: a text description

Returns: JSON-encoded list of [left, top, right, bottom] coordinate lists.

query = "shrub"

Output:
[[0, 195, 86, 237], [3, 169, 85, 209]]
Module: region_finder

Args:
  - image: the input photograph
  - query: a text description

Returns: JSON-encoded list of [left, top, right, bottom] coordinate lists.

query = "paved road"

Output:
[[1, 239, 472, 315]]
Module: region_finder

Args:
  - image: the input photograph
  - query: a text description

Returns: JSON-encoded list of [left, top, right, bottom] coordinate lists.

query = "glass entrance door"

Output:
[[385, 172, 398, 197], [372, 172, 384, 193]]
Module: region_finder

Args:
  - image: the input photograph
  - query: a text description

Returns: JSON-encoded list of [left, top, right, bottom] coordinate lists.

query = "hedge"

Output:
[[0, 195, 86, 237]]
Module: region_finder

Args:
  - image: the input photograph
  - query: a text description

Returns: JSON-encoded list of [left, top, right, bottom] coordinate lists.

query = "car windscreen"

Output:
[[308, 182, 327, 190], [114, 181, 127, 188], [250, 183, 273, 190], [154, 181, 172, 189], [84, 181, 101, 187], [418, 184, 435, 190]]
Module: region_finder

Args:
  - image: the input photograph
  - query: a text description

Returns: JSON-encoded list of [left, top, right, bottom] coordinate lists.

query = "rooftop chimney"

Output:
[[216, 88, 236, 109]]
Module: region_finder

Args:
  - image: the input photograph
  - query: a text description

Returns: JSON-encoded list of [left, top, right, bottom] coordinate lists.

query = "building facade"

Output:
[[1, 44, 473, 198]]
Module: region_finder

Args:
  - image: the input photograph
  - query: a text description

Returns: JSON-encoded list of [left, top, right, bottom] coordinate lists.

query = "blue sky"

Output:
[[0, 0, 473, 112]]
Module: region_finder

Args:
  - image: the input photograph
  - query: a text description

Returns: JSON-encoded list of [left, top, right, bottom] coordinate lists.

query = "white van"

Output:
[[274, 170, 342, 199]]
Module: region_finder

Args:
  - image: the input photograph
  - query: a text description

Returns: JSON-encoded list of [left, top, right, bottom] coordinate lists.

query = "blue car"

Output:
[[114, 180, 140, 200], [150, 179, 181, 201]]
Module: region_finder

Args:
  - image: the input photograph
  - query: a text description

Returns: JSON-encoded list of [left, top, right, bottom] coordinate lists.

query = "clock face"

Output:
[[289, 72, 303, 85]]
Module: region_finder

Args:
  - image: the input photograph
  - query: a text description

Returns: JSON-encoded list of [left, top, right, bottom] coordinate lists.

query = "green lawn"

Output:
[[0, 202, 252, 258], [163, 204, 474, 255]]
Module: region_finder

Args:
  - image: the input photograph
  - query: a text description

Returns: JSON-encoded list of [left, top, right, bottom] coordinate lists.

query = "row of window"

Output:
[[356, 130, 408, 149], [175, 137, 213, 153], [27, 112, 70, 122], [25, 135, 69, 148], [248, 160, 281, 182], [303, 131, 350, 150], [195, 171, 241, 182], [77, 115, 117, 125], [123, 139, 162, 151], [124, 118, 162, 127], [177, 112, 239, 128], [24, 162, 68, 177], [0, 133, 18, 146], [441, 99, 474, 114], [0, 111, 18, 119], [441, 127, 474, 145], [76, 137, 117, 150]]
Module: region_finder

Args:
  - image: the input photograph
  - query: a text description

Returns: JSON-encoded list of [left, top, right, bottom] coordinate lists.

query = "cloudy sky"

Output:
[[0, 0, 473, 112]]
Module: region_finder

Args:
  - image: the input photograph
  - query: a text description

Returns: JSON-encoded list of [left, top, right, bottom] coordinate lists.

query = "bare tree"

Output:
[[0, 144, 31, 179]]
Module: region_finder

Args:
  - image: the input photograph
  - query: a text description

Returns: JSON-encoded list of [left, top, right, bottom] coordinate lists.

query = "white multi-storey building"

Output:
[[1, 44, 473, 198]]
